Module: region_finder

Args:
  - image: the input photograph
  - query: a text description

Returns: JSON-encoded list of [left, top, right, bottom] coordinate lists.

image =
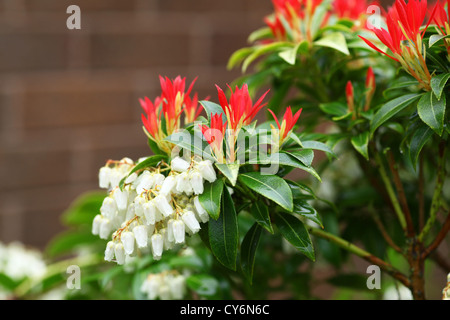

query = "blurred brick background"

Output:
[[0, 0, 277, 248]]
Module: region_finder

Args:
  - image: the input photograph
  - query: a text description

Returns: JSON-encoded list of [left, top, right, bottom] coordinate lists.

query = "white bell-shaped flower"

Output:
[[159, 284, 171, 300], [166, 219, 175, 242], [121, 231, 135, 255], [153, 195, 174, 218], [99, 218, 112, 240], [197, 160, 216, 183], [151, 233, 163, 260], [133, 225, 148, 248], [100, 197, 117, 220], [182, 210, 201, 234], [134, 195, 146, 217], [143, 201, 156, 225], [92, 214, 103, 235], [125, 203, 135, 221], [145, 276, 161, 300], [194, 196, 209, 223], [109, 170, 123, 189], [172, 220, 186, 244], [153, 173, 165, 188], [171, 157, 190, 172], [124, 172, 138, 185], [113, 188, 128, 211], [160, 175, 177, 196], [176, 172, 193, 195], [104, 241, 115, 261], [136, 171, 155, 195], [189, 171, 204, 195], [99, 166, 112, 189], [114, 242, 126, 265]]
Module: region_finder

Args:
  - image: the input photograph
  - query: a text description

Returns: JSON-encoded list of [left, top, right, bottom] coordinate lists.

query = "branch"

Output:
[[386, 150, 415, 237], [372, 214, 403, 254], [374, 152, 408, 233], [308, 227, 410, 288], [418, 141, 447, 242], [422, 211, 450, 259]]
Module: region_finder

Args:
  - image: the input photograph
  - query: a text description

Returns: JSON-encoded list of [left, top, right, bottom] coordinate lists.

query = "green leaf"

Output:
[[0, 273, 22, 291], [227, 47, 254, 70], [215, 162, 240, 186], [417, 91, 446, 136], [278, 41, 309, 65], [186, 274, 220, 297], [62, 192, 105, 226], [199, 100, 226, 124], [294, 202, 323, 229], [240, 223, 263, 284], [314, 32, 350, 55], [248, 27, 273, 43], [286, 179, 316, 200], [289, 149, 315, 167], [208, 187, 239, 270], [119, 154, 167, 190], [409, 125, 434, 170], [429, 34, 450, 48], [46, 231, 101, 258], [242, 42, 294, 72], [250, 200, 274, 234], [238, 172, 293, 212], [351, 131, 370, 160], [301, 140, 336, 158], [165, 131, 214, 161], [198, 179, 224, 220], [370, 93, 422, 137], [319, 102, 348, 117], [275, 212, 315, 261], [430, 73, 450, 101]]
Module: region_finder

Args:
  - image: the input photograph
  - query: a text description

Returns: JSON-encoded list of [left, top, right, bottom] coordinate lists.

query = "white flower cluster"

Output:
[[140, 270, 186, 300], [92, 156, 216, 264]]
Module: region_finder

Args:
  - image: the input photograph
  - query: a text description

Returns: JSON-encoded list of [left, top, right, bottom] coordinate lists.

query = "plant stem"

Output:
[[418, 141, 447, 242], [308, 227, 410, 288], [374, 152, 408, 232]]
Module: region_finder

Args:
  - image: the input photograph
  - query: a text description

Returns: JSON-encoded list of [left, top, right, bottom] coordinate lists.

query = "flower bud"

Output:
[[189, 171, 204, 195], [160, 175, 177, 196], [113, 188, 128, 211], [104, 241, 115, 261], [154, 195, 174, 218], [171, 157, 190, 172], [114, 242, 126, 265], [99, 218, 112, 240], [134, 195, 146, 217], [143, 201, 157, 225], [133, 225, 148, 248], [100, 197, 117, 220], [197, 160, 216, 183], [182, 211, 201, 234], [92, 214, 103, 235], [151, 233, 163, 260], [99, 166, 112, 189], [194, 196, 209, 223], [172, 220, 186, 244], [121, 231, 135, 255], [176, 172, 193, 195]]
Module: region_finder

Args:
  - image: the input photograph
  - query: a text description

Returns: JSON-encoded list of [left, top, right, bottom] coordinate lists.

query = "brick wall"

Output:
[[0, 0, 396, 248], [0, 0, 275, 248]]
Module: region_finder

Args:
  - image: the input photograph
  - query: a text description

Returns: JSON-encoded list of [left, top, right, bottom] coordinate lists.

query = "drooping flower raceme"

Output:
[[359, 0, 436, 90], [93, 155, 215, 264]]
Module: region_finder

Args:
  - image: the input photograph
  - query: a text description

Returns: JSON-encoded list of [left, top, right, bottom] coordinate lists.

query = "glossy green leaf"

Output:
[[409, 125, 434, 170], [240, 223, 263, 284], [319, 102, 348, 117], [275, 212, 315, 261], [62, 192, 105, 226], [242, 42, 294, 72], [208, 186, 239, 270], [198, 179, 224, 220], [250, 200, 274, 234], [238, 172, 293, 212], [119, 154, 167, 190], [370, 93, 422, 137], [417, 91, 446, 136], [278, 41, 309, 65], [289, 149, 315, 167], [351, 131, 370, 160], [301, 140, 336, 158], [199, 100, 226, 124], [294, 202, 323, 228], [286, 179, 316, 200], [215, 162, 240, 186], [430, 73, 450, 101], [429, 34, 450, 48], [227, 47, 254, 70], [314, 32, 350, 55]]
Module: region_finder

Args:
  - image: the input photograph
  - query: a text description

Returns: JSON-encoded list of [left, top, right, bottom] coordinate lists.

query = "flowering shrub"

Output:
[[9, 0, 449, 301]]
